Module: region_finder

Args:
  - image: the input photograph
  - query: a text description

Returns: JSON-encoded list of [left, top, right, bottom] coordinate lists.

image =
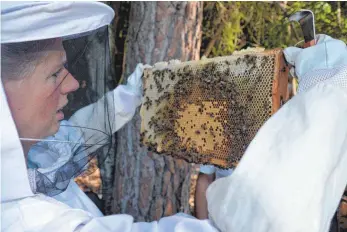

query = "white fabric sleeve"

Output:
[[81, 214, 219, 232], [68, 64, 145, 150], [199, 165, 216, 175], [214, 168, 233, 180], [69, 84, 141, 133], [206, 34, 347, 232], [67, 85, 141, 153], [200, 165, 234, 179], [206, 82, 347, 232], [2, 194, 219, 232]]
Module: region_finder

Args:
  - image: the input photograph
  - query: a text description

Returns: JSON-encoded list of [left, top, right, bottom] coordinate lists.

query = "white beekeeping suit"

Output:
[[1, 2, 218, 232], [207, 35, 347, 232]]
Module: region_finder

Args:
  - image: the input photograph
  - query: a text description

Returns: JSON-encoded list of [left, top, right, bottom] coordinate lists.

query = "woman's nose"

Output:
[[61, 72, 79, 94]]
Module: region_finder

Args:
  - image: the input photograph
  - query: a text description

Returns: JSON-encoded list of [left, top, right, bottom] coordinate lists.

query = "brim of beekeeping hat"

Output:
[[1, 1, 114, 43]]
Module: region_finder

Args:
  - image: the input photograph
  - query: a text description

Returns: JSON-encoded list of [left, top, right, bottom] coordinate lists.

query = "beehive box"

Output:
[[140, 49, 289, 169]]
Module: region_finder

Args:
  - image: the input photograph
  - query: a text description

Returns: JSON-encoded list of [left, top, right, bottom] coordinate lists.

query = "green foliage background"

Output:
[[201, 1, 347, 57]]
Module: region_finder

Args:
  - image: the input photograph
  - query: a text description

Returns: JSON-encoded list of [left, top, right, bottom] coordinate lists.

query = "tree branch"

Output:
[[203, 5, 234, 57], [203, 23, 224, 57], [273, 1, 300, 41]]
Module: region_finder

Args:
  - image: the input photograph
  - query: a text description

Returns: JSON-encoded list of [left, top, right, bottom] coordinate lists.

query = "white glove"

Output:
[[127, 63, 152, 97], [283, 34, 347, 93]]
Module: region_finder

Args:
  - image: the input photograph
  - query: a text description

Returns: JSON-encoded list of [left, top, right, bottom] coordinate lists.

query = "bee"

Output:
[[245, 54, 257, 67], [143, 96, 153, 110], [169, 73, 176, 81], [209, 127, 215, 136], [247, 95, 253, 102], [261, 56, 270, 67], [201, 124, 207, 130], [213, 143, 218, 150]]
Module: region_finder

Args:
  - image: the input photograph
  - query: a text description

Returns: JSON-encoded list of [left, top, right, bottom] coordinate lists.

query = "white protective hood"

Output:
[[207, 36, 347, 232], [1, 1, 114, 202], [1, 1, 114, 43]]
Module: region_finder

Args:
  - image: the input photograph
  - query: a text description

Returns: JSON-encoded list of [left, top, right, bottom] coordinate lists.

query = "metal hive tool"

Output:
[[140, 49, 289, 169]]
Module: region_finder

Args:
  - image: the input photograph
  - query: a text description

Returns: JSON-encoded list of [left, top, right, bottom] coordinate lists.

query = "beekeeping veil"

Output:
[[207, 35, 347, 232], [1, 2, 117, 199]]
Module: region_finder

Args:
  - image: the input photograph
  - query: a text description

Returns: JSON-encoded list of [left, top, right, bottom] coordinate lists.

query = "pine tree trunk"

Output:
[[110, 1, 203, 222]]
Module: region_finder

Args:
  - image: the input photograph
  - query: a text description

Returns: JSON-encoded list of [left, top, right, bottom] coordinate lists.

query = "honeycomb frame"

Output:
[[140, 49, 289, 169]]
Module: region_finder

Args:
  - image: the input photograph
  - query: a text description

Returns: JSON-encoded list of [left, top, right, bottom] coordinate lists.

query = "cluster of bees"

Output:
[[140, 51, 278, 169]]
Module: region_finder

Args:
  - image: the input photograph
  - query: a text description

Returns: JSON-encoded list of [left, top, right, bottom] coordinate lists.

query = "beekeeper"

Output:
[[2, 2, 347, 232], [1, 2, 218, 231], [207, 34, 347, 232]]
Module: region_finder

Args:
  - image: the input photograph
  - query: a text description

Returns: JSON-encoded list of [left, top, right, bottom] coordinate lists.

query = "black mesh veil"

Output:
[[26, 26, 116, 196]]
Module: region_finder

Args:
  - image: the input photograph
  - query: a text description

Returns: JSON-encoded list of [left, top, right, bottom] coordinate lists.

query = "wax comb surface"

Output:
[[140, 49, 289, 169]]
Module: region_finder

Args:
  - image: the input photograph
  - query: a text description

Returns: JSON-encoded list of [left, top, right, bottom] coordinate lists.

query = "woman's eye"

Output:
[[52, 67, 64, 78], [52, 72, 59, 78]]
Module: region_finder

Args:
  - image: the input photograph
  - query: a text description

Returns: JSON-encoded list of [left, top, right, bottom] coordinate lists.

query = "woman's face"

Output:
[[3, 40, 79, 141]]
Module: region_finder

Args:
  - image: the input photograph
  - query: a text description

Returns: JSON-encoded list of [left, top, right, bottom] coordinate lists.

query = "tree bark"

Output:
[[110, 1, 203, 222]]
